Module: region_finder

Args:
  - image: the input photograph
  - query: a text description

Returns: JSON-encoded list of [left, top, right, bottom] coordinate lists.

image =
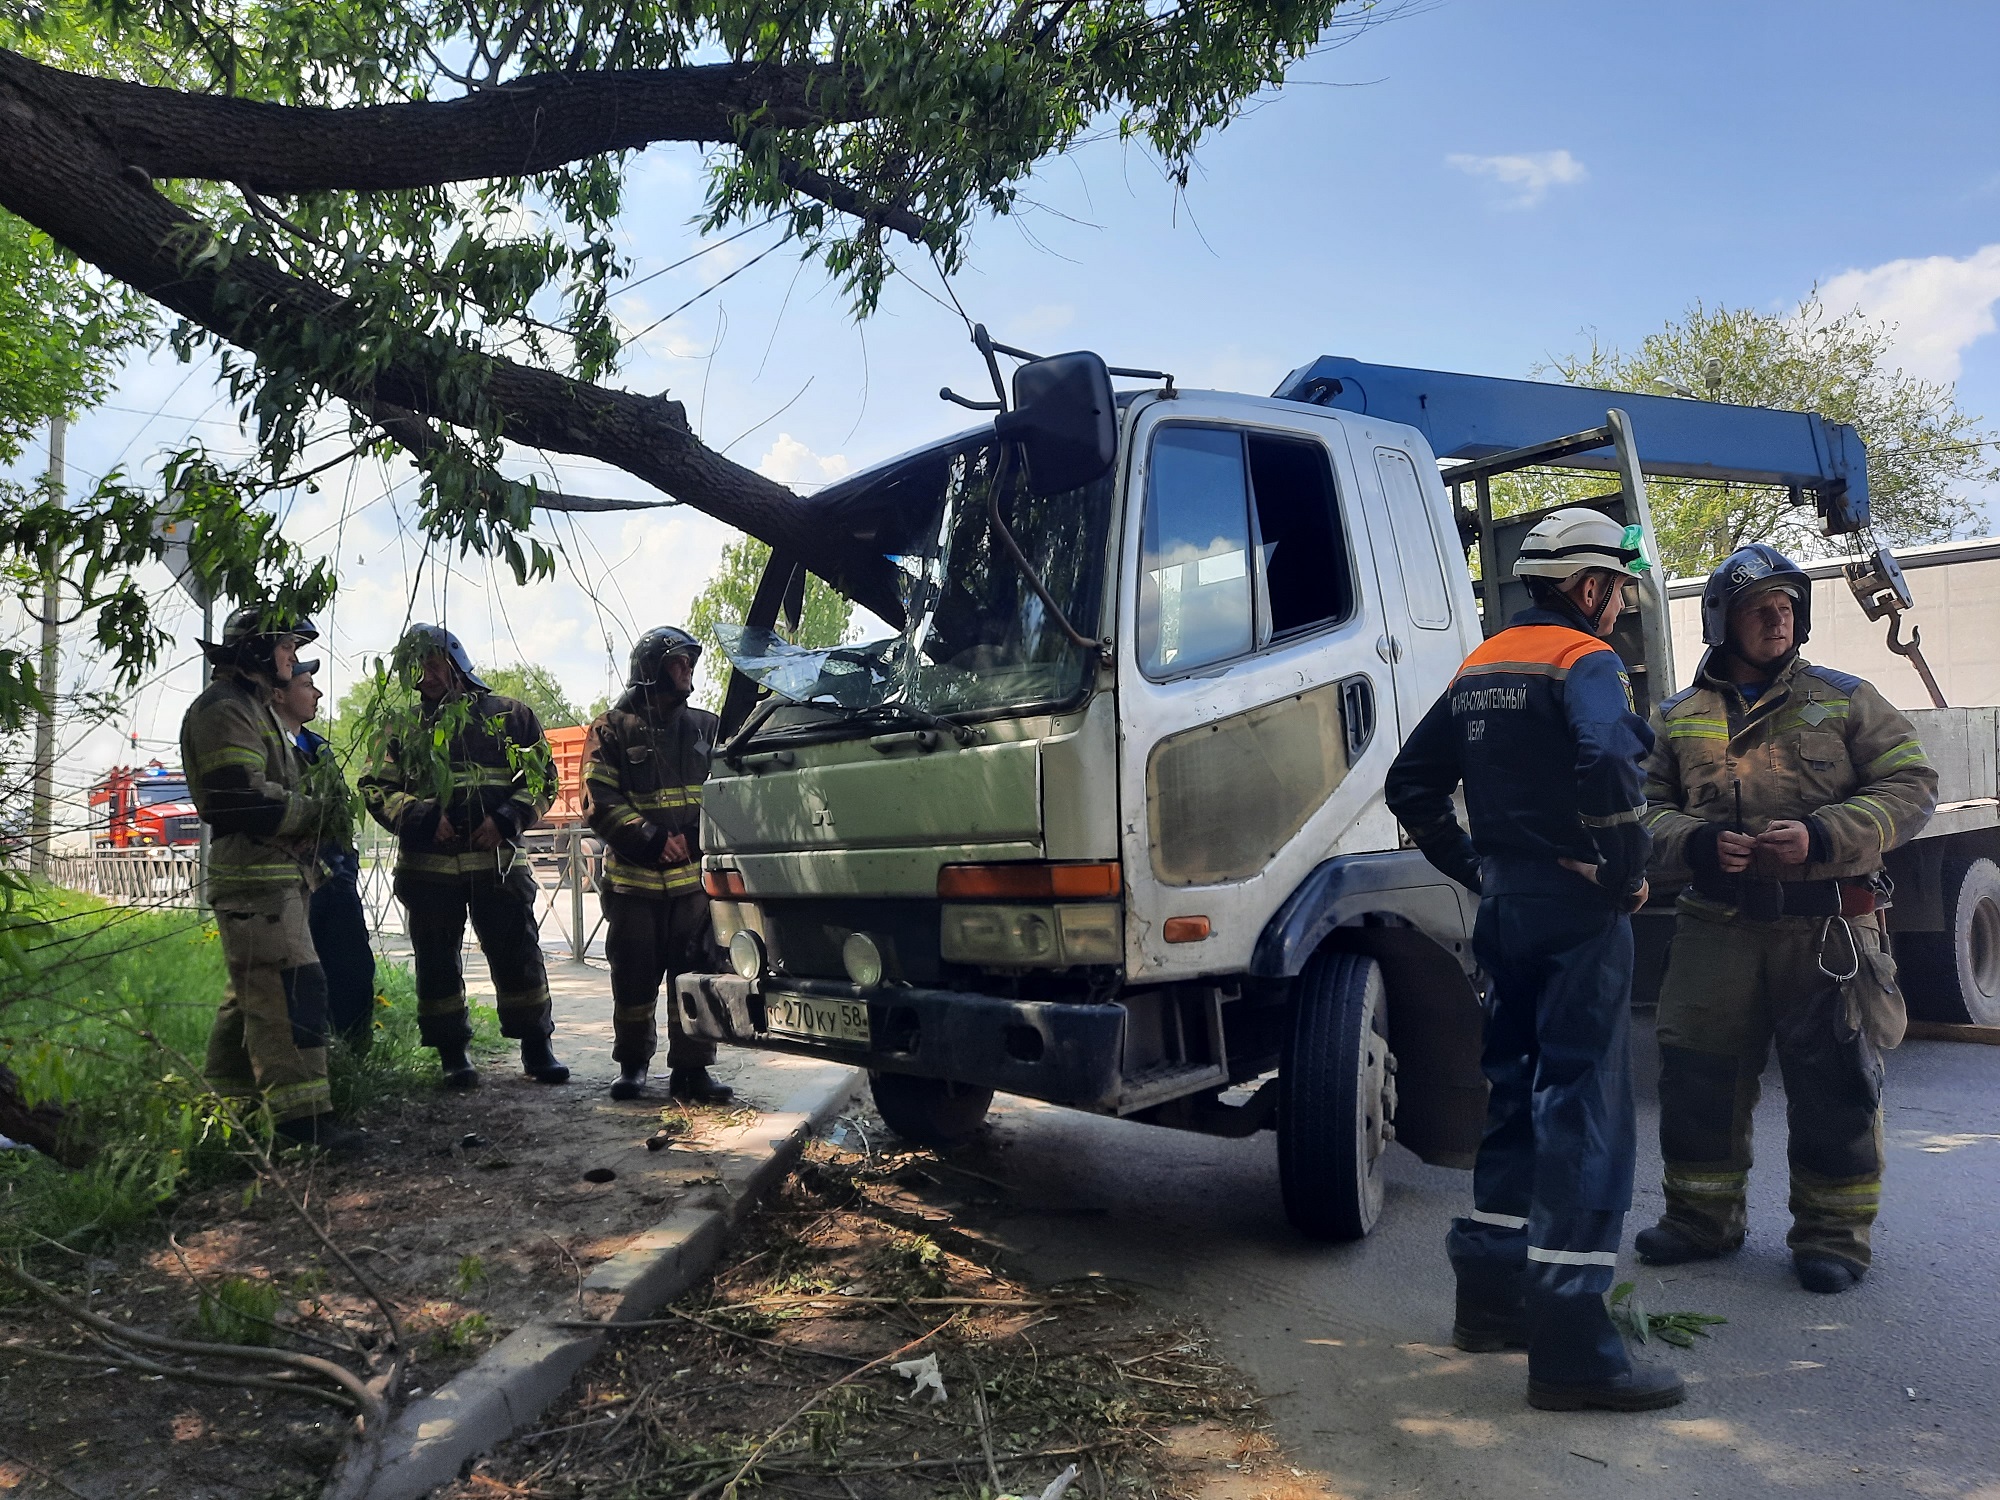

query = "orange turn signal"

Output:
[[937, 862, 1122, 901], [1162, 916, 1211, 943], [702, 868, 747, 898]]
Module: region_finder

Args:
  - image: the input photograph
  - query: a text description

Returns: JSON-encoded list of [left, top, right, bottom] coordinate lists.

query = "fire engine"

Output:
[[90, 761, 201, 847]]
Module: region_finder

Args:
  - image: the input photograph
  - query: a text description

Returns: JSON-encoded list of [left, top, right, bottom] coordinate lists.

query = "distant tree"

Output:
[[1514, 296, 1998, 577], [684, 535, 856, 708], [481, 664, 586, 729]]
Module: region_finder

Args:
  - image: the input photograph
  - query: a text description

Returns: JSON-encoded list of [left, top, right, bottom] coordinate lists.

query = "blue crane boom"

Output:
[[1273, 356, 1869, 535]]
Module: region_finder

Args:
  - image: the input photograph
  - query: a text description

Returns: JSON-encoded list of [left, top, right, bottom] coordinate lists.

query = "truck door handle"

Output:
[[1342, 675, 1376, 761]]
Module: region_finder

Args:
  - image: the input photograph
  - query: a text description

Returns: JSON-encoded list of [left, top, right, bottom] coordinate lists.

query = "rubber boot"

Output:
[[274, 1114, 367, 1156], [1524, 1297, 1685, 1412], [1453, 1283, 1529, 1353], [609, 1065, 650, 1102], [668, 1067, 734, 1105], [1528, 1362, 1686, 1412], [520, 1033, 571, 1084], [1635, 1223, 1724, 1266], [1795, 1255, 1866, 1294], [434, 1042, 480, 1090]]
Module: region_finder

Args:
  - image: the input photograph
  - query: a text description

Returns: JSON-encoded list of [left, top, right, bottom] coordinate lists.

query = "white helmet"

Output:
[[1513, 507, 1643, 582]]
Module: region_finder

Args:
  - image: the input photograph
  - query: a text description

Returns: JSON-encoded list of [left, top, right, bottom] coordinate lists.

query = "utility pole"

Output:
[[26, 414, 65, 881]]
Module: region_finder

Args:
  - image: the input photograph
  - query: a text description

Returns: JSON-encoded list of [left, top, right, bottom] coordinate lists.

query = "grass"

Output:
[[0, 882, 500, 1262]]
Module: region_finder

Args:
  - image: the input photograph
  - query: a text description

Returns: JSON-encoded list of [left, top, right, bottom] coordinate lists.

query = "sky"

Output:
[[10, 0, 2000, 823]]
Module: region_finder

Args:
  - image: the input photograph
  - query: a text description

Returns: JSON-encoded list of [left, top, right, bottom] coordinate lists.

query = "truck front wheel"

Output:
[[869, 1072, 994, 1147], [1278, 949, 1395, 1241], [1899, 856, 2000, 1027]]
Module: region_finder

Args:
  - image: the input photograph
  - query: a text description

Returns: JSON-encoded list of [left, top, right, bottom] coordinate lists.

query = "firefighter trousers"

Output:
[[309, 868, 377, 1051], [1450, 876, 1637, 1386], [1653, 902, 1888, 1270], [600, 887, 719, 1071], [204, 884, 334, 1125], [394, 862, 552, 1048]]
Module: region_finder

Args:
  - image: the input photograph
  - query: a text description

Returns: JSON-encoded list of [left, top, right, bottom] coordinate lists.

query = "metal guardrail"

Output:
[[52, 827, 608, 961]]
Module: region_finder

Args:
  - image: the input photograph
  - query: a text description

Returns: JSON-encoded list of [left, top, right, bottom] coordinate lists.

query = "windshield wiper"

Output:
[[843, 700, 980, 746]]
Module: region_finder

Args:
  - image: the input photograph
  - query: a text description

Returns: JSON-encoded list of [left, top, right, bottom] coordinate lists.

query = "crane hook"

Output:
[[1884, 612, 1948, 709]]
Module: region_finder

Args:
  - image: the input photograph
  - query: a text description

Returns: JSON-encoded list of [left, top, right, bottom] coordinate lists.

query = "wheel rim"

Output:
[[1968, 892, 2000, 1003], [1356, 987, 1389, 1220]]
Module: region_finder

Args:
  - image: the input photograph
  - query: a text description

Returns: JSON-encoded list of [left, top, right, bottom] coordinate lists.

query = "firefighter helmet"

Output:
[[198, 605, 319, 675], [628, 625, 701, 688], [398, 623, 490, 691], [1512, 508, 1643, 582], [1700, 544, 1811, 647]]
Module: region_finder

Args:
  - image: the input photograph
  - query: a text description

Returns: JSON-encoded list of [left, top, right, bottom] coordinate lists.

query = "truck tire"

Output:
[[1898, 856, 2000, 1026], [1278, 949, 1395, 1242], [869, 1072, 994, 1148]]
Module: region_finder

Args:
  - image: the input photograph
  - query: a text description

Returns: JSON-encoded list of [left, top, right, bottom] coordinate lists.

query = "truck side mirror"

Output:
[[994, 351, 1117, 498]]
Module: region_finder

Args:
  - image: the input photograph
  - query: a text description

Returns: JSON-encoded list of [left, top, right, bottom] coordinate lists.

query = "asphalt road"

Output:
[[952, 1019, 2000, 1499]]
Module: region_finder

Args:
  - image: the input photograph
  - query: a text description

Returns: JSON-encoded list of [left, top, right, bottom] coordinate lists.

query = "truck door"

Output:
[[1116, 399, 1403, 982], [1346, 435, 1482, 736]]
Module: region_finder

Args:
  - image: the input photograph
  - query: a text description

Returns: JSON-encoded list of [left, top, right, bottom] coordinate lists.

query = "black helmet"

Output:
[[397, 623, 490, 691], [1701, 544, 1811, 647], [199, 604, 320, 675], [628, 625, 701, 688]]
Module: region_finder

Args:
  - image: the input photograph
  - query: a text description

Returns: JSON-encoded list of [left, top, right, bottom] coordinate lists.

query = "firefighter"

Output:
[[582, 627, 734, 1104], [182, 606, 362, 1153], [1386, 508, 1682, 1411], [359, 625, 565, 1087], [273, 663, 379, 1054], [1635, 546, 1936, 1293]]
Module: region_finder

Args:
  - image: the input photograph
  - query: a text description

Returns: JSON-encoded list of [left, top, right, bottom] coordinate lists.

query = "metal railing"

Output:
[[47, 847, 202, 905], [52, 827, 609, 961]]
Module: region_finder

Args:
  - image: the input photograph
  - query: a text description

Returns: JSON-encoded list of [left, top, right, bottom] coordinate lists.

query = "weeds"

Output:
[[431, 1311, 493, 1355], [198, 1275, 284, 1346], [1609, 1281, 1728, 1348], [454, 1254, 488, 1298], [0, 883, 499, 1265]]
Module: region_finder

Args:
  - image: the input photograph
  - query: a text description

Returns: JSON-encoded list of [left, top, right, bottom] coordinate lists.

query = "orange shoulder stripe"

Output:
[[1457, 624, 1613, 674]]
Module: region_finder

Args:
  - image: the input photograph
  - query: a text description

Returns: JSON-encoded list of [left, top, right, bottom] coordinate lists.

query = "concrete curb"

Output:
[[329, 1065, 865, 1500]]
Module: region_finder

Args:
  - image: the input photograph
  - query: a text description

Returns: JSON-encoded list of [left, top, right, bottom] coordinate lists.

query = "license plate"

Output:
[[766, 994, 872, 1047]]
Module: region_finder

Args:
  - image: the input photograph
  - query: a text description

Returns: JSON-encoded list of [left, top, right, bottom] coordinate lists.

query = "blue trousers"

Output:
[[309, 869, 378, 1048], [1449, 881, 1637, 1384]]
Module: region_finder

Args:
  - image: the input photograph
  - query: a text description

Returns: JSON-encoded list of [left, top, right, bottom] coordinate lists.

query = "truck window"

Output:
[[1375, 446, 1452, 629], [1139, 424, 1353, 678], [1140, 426, 1254, 675]]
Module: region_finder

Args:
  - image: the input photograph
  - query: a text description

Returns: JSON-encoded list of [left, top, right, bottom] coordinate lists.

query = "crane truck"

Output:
[[673, 341, 2000, 1243]]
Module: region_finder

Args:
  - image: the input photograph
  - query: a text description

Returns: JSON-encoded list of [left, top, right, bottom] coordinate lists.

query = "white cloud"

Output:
[[1820, 244, 2000, 383], [1445, 149, 1587, 208], [756, 432, 850, 489]]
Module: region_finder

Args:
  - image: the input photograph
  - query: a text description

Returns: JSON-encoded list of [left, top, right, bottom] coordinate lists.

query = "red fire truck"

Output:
[[90, 762, 201, 847]]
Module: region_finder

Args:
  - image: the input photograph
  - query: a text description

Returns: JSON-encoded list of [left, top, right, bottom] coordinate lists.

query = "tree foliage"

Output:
[[482, 663, 587, 729], [0, 0, 1375, 620], [1514, 296, 1998, 577], [685, 534, 856, 707]]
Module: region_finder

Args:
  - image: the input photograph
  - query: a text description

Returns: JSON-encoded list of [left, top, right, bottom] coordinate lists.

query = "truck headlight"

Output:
[[729, 928, 767, 980], [940, 904, 1122, 967], [841, 932, 885, 989]]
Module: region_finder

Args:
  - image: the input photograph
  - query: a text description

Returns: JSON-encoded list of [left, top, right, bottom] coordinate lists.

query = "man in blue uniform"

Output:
[[1386, 507, 1683, 1412]]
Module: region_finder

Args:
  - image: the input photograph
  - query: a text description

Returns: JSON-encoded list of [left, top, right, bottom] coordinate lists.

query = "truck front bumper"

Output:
[[673, 974, 1126, 1111]]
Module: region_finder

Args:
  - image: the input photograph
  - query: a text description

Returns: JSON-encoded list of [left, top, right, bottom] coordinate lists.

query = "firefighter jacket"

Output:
[[1386, 604, 1655, 901], [1640, 650, 1937, 892], [582, 691, 718, 899], [358, 691, 554, 881], [180, 668, 323, 904]]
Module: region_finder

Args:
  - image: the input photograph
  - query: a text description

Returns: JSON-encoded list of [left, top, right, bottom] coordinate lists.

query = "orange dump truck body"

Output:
[[544, 725, 588, 828]]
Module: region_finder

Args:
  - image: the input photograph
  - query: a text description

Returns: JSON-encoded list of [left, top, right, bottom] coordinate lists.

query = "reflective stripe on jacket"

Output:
[[1386, 605, 1655, 899], [358, 691, 554, 882], [180, 670, 321, 903], [1640, 651, 1937, 888], [582, 695, 718, 899]]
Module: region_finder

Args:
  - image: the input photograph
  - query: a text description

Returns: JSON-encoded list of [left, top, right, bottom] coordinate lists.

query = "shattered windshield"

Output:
[[718, 436, 1112, 730]]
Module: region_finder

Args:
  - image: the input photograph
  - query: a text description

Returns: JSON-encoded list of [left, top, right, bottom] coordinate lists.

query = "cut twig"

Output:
[[694, 1314, 960, 1500], [0, 1257, 380, 1420], [5, 1337, 359, 1412], [548, 1308, 872, 1364]]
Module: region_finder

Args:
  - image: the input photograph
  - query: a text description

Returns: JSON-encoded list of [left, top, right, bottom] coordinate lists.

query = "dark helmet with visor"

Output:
[[398, 623, 490, 691], [628, 625, 701, 689], [1701, 544, 1812, 648], [200, 604, 319, 676]]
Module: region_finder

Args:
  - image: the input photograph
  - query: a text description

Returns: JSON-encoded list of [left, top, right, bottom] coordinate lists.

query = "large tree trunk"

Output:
[[0, 51, 904, 618]]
